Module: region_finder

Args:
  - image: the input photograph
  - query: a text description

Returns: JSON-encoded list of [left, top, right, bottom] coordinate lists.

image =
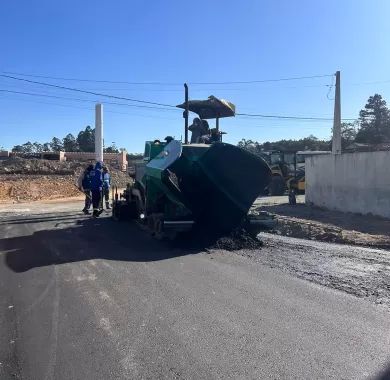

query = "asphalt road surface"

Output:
[[1, 201, 390, 380]]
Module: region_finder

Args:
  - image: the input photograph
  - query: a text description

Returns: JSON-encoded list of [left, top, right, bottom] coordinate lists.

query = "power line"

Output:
[[0, 74, 177, 108], [326, 75, 335, 100], [237, 112, 332, 120], [1, 70, 334, 86], [9, 70, 390, 87], [187, 74, 334, 85], [1, 87, 357, 121], [236, 112, 355, 121], [0, 89, 179, 111], [0, 76, 357, 121], [1, 71, 183, 85], [0, 83, 333, 94], [0, 94, 338, 127], [233, 124, 331, 129], [0, 95, 178, 120]]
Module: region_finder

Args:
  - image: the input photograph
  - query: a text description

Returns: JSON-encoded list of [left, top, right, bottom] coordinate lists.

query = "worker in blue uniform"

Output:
[[102, 166, 111, 210], [91, 161, 103, 217], [80, 164, 94, 214]]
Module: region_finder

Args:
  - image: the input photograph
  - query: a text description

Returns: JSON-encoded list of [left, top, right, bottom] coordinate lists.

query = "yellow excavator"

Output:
[[260, 151, 305, 196]]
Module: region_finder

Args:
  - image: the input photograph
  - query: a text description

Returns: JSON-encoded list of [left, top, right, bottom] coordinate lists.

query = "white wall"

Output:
[[306, 151, 390, 218]]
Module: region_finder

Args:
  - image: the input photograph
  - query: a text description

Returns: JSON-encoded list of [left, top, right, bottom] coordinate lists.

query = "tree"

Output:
[[263, 141, 272, 151], [237, 136, 331, 154], [127, 153, 143, 161], [12, 145, 24, 152], [77, 126, 95, 152], [32, 142, 43, 153], [12, 142, 42, 153], [104, 146, 119, 153], [21, 142, 34, 153], [355, 94, 390, 144], [104, 142, 119, 153], [340, 122, 357, 148], [50, 137, 63, 152], [237, 139, 263, 156], [63, 133, 79, 152], [43, 143, 51, 152]]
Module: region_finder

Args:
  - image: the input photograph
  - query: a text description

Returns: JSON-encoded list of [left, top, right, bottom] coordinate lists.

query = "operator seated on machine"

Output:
[[199, 127, 220, 144], [189, 118, 210, 143]]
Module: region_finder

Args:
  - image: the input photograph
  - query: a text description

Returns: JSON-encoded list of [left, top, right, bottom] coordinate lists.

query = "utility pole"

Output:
[[332, 71, 341, 155], [95, 103, 104, 162], [184, 83, 189, 144]]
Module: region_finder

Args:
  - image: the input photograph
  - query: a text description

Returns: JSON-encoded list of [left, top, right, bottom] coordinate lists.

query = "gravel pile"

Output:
[[173, 228, 264, 251], [210, 229, 263, 251]]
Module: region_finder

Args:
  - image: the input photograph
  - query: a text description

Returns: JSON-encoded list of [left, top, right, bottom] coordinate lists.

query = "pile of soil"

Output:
[[272, 215, 390, 249], [0, 157, 82, 175], [0, 175, 80, 202], [254, 203, 390, 249], [0, 158, 131, 202]]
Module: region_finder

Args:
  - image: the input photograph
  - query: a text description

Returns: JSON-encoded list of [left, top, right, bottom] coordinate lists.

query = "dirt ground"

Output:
[[0, 175, 81, 202], [254, 195, 390, 249], [0, 158, 131, 202], [239, 233, 390, 308]]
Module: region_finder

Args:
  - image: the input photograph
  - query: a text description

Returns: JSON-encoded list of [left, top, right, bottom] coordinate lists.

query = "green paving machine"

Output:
[[112, 86, 273, 239]]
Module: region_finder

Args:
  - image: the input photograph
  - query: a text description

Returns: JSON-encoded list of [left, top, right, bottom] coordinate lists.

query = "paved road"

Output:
[[0, 202, 390, 379]]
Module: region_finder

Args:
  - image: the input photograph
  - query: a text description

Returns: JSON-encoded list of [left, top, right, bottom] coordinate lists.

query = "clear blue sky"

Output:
[[1, 0, 390, 152]]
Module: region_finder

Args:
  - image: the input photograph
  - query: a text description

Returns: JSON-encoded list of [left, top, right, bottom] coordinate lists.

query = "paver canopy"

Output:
[[177, 96, 236, 119]]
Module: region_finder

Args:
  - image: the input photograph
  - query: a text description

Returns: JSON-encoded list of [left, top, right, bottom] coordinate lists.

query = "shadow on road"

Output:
[[2, 213, 204, 273], [374, 363, 390, 380], [0, 213, 82, 226]]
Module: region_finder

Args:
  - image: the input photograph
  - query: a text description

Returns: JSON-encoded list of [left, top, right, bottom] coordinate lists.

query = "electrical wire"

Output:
[[1, 71, 334, 85], [0, 87, 356, 122], [187, 74, 334, 85], [326, 74, 335, 100], [236, 112, 355, 121], [0, 89, 179, 111], [0, 74, 177, 108], [0, 96, 178, 120], [0, 75, 356, 121], [6, 70, 390, 88]]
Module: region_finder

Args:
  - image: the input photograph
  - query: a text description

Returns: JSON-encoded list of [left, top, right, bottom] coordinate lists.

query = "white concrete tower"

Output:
[[95, 103, 104, 162]]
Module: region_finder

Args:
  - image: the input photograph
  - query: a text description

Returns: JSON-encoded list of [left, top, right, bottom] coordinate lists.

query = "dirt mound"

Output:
[[0, 175, 80, 202], [0, 157, 81, 175], [0, 158, 131, 202], [273, 215, 390, 249], [254, 202, 390, 250], [107, 170, 130, 189]]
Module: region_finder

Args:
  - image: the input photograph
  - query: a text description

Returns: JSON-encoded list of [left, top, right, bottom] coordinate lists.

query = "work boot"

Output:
[[106, 202, 111, 210], [93, 209, 99, 218], [82, 208, 90, 215]]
